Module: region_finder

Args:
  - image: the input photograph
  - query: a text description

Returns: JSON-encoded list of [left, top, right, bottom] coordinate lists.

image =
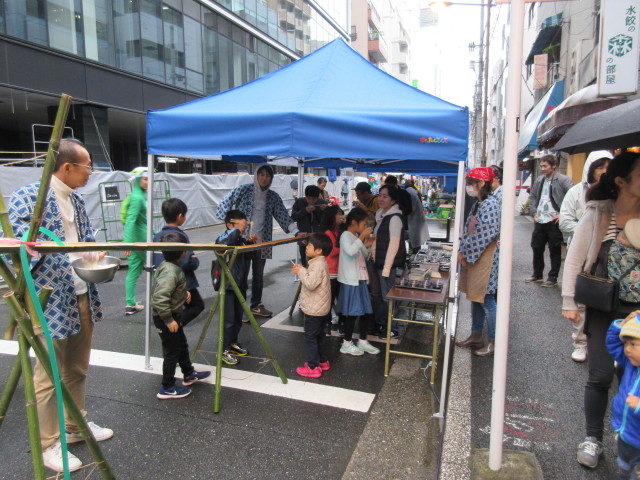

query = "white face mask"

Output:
[[466, 185, 478, 197]]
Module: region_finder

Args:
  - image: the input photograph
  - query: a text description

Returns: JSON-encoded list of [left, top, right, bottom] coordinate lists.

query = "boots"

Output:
[[474, 342, 495, 357], [455, 332, 484, 349]]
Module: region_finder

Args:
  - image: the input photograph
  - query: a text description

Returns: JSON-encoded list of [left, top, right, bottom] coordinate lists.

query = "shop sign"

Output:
[[598, 0, 640, 96], [533, 54, 548, 89]]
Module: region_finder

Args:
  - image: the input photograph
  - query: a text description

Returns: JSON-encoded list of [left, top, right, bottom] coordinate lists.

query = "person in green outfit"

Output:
[[124, 170, 148, 315]]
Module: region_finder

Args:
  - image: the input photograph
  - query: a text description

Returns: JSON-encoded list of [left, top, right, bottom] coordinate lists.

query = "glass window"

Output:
[[140, 0, 164, 81], [6, 0, 47, 45], [114, 0, 142, 74], [233, 42, 246, 87], [47, 0, 81, 56], [246, 49, 257, 81], [218, 34, 232, 92], [232, 0, 244, 18], [256, 0, 267, 33], [163, 5, 186, 88], [82, 0, 115, 65], [244, 0, 256, 25], [183, 0, 201, 20], [203, 26, 219, 94], [184, 16, 203, 92]]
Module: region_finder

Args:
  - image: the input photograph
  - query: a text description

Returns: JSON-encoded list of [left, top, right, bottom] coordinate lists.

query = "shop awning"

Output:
[[525, 25, 562, 65], [518, 80, 564, 154], [537, 85, 626, 148], [553, 99, 640, 154]]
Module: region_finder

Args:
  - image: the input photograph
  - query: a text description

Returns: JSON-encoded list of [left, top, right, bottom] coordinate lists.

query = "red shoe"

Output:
[[318, 361, 330, 371], [296, 363, 322, 378]]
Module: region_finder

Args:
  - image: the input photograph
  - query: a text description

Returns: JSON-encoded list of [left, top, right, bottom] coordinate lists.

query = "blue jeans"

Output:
[[618, 437, 640, 479], [471, 294, 497, 341]]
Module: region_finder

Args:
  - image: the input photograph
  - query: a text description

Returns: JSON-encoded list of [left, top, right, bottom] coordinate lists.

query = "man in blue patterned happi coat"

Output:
[[215, 164, 299, 317], [7, 139, 113, 473]]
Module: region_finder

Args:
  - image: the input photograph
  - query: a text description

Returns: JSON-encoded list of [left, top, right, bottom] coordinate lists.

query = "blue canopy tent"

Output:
[[147, 37, 468, 168]]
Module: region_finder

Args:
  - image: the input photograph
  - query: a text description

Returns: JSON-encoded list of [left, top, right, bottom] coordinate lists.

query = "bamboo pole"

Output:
[[213, 255, 226, 413], [288, 282, 301, 317], [190, 293, 219, 363], [216, 252, 288, 385], [0, 287, 53, 428], [4, 294, 115, 480]]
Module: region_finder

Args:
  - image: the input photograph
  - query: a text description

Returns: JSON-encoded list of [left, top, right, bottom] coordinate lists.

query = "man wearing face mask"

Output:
[[215, 164, 299, 317], [526, 155, 574, 287]]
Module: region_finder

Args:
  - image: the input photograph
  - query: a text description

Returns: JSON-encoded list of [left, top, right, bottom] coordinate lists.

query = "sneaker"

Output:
[[229, 343, 248, 356], [331, 314, 339, 324], [42, 441, 82, 473], [340, 342, 364, 356], [577, 436, 604, 468], [221, 350, 239, 365], [338, 324, 345, 337], [66, 421, 114, 444], [250, 304, 272, 317], [296, 363, 322, 378], [358, 340, 380, 355], [182, 370, 211, 386], [125, 303, 144, 315], [378, 329, 399, 340], [571, 345, 587, 363], [524, 276, 543, 283], [318, 361, 330, 371], [541, 279, 558, 287], [157, 385, 191, 399]]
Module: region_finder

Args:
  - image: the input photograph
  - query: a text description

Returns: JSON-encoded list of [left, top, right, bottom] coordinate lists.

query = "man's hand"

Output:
[[305, 205, 315, 213], [457, 252, 468, 267], [167, 320, 179, 333], [186, 291, 192, 304], [552, 215, 560, 223], [124, 251, 131, 257], [562, 310, 581, 323]]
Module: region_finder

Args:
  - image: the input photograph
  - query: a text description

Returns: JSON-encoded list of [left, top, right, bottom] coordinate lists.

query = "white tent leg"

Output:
[[436, 160, 466, 424], [145, 154, 154, 370], [489, 0, 524, 471]]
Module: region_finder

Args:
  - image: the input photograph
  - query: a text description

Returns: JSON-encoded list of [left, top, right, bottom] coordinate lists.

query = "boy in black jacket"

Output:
[[291, 185, 325, 265], [153, 198, 204, 327], [215, 210, 257, 365]]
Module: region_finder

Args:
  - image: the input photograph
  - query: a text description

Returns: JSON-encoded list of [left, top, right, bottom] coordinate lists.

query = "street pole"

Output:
[[481, 1, 491, 166], [489, 0, 524, 471], [477, 3, 485, 168]]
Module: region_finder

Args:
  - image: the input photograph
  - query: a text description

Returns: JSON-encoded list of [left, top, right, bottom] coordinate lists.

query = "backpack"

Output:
[[119, 195, 131, 224]]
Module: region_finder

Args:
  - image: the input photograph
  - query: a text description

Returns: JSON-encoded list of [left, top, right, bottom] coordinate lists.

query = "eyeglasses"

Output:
[[71, 162, 94, 171]]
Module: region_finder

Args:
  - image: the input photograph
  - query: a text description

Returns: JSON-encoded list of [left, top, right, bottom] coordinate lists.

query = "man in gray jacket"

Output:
[[525, 155, 574, 287]]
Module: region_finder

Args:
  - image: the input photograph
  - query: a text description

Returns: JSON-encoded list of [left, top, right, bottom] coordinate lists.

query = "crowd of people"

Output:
[[22, 140, 640, 476]]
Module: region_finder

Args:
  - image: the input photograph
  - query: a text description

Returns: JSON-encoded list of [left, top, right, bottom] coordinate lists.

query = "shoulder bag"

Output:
[[574, 258, 640, 313]]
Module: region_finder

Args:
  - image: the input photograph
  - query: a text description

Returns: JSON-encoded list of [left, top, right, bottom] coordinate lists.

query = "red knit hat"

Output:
[[467, 167, 495, 182]]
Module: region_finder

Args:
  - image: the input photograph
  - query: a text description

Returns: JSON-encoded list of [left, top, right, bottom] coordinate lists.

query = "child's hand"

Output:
[[627, 393, 640, 410], [186, 291, 192, 304], [291, 264, 303, 274], [364, 235, 375, 248], [167, 320, 179, 333], [623, 310, 640, 324], [359, 227, 373, 241], [247, 235, 258, 243]]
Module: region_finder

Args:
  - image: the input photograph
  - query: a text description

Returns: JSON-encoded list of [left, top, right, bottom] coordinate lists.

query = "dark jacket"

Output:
[[528, 171, 574, 216], [215, 228, 251, 291], [374, 213, 406, 270], [153, 226, 200, 290], [291, 198, 322, 233]]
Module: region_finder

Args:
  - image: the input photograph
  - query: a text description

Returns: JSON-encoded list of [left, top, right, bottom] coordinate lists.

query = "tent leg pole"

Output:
[[213, 253, 227, 414], [289, 283, 301, 317]]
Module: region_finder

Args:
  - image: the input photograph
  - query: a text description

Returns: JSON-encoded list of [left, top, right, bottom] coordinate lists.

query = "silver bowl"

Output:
[[71, 256, 121, 284]]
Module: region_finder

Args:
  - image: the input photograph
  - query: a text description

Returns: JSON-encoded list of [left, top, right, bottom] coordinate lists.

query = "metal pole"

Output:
[[489, 0, 524, 471], [436, 160, 466, 422], [481, 1, 491, 166], [144, 154, 154, 369], [477, 2, 485, 168]]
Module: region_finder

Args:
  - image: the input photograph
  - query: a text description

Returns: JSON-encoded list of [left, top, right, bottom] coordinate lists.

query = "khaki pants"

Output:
[[34, 293, 93, 449]]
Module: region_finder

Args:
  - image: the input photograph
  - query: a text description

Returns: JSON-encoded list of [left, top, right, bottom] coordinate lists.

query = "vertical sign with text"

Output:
[[598, 0, 640, 96]]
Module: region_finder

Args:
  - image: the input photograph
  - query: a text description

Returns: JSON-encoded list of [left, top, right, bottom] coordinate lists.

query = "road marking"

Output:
[[261, 309, 398, 345], [0, 339, 375, 413]]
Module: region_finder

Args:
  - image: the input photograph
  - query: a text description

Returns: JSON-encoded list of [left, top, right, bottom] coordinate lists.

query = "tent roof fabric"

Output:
[[518, 80, 564, 154], [147, 38, 468, 166], [553, 99, 640, 154]]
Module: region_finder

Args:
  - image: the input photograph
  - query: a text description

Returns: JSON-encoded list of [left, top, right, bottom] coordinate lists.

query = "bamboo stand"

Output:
[[0, 94, 115, 479]]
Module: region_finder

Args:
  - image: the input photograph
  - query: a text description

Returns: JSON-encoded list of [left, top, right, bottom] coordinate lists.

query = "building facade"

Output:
[[0, 0, 348, 172]]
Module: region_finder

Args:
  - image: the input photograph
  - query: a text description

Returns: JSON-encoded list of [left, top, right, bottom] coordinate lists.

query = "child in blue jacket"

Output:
[[606, 311, 640, 479]]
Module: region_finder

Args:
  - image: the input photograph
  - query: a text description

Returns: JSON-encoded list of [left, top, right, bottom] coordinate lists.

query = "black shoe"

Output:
[[524, 276, 543, 283], [541, 279, 558, 287], [229, 343, 248, 356]]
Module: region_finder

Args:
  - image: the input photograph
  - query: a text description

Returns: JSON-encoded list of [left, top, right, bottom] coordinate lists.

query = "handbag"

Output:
[[574, 259, 640, 313]]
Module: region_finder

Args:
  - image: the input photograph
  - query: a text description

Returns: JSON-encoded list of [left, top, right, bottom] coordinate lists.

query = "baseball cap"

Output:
[[353, 182, 371, 192]]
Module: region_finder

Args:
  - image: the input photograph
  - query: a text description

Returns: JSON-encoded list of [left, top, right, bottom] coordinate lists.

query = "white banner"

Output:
[[598, 0, 640, 96]]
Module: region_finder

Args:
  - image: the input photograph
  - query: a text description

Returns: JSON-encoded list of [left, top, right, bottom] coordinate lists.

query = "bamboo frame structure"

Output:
[[0, 94, 115, 479]]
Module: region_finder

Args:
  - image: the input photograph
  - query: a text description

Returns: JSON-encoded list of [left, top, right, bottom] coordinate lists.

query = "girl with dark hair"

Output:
[[337, 208, 377, 355], [562, 152, 640, 468], [455, 167, 501, 357], [320, 205, 345, 335]]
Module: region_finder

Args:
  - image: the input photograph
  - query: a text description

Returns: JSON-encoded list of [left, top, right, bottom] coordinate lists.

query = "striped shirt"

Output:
[[603, 213, 623, 243]]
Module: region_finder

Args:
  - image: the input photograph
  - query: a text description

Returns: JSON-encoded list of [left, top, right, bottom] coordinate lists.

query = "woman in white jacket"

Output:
[[559, 151, 612, 363]]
